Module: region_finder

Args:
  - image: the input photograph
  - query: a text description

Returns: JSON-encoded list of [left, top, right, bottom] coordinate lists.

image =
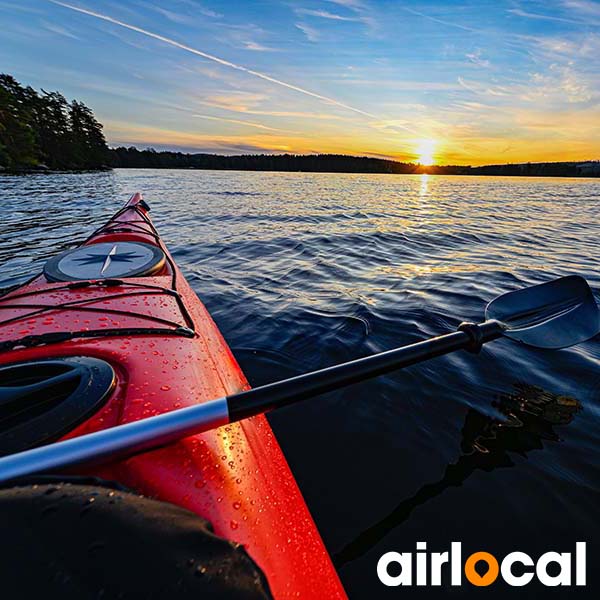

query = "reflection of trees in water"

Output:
[[334, 384, 581, 568]]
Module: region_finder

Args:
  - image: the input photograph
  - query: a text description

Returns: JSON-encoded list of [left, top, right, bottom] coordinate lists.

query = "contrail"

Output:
[[49, 0, 415, 131]]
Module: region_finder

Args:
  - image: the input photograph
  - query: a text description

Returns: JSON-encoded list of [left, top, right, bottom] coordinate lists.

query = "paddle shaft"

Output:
[[0, 320, 505, 483]]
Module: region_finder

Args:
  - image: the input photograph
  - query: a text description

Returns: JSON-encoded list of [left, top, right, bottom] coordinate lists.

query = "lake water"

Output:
[[1, 169, 599, 598]]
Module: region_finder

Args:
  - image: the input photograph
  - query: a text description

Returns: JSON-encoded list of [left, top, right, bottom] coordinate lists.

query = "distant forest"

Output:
[[110, 147, 599, 177], [0, 74, 109, 170], [1, 74, 598, 177]]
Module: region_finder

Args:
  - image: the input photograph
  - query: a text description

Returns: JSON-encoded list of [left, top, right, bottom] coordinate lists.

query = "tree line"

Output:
[[109, 147, 430, 173], [110, 147, 597, 177], [0, 74, 109, 170]]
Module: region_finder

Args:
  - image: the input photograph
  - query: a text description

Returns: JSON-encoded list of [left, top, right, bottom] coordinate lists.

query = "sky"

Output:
[[1, 0, 599, 165]]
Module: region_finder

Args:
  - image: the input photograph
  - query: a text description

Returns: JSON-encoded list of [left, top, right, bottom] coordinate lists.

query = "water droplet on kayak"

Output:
[[233, 501, 241, 510], [160, 385, 171, 391], [230, 520, 239, 530]]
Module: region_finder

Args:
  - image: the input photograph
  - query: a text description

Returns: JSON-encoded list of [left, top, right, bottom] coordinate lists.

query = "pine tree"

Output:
[[0, 73, 108, 170], [0, 75, 38, 168]]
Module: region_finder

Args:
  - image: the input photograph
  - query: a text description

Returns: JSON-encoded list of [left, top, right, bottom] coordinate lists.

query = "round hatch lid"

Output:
[[44, 241, 166, 282], [0, 356, 116, 455]]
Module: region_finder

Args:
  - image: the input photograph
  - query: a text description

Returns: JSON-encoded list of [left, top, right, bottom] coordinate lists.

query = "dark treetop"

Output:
[[0, 74, 109, 171]]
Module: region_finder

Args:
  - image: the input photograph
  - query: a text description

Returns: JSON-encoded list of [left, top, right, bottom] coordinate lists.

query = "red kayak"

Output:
[[0, 194, 346, 599]]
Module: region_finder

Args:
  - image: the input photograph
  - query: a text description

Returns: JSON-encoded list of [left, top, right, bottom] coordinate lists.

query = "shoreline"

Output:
[[2, 166, 598, 178]]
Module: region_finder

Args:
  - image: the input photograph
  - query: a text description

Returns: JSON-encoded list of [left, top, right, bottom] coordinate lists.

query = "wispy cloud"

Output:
[[507, 7, 592, 25], [0, 1, 44, 14], [335, 79, 461, 91], [325, 0, 366, 9], [174, 0, 223, 19], [140, 3, 194, 26], [466, 48, 490, 68], [295, 22, 320, 41], [458, 60, 597, 105], [202, 93, 353, 120], [202, 92, 268, 112], [42, 20, 80, 40], [48, 1, 381, 121], [243, 40, 279, 52], [106, 121, 296, 152], [295, 8, 359, 22], [562, 0, 600, 17], [193, 113, 292, 132], [527, 63, 596, 103]]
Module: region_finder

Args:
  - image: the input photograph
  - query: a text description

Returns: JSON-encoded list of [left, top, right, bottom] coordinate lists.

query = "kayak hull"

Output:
[[0, 194, 346, 599]]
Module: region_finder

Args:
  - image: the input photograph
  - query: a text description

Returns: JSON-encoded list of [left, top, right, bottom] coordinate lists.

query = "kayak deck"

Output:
[[0, 194, 346, 599]]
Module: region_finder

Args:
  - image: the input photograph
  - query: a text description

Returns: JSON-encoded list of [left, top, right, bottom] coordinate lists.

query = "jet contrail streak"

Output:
[[49, 0, 420, 132]]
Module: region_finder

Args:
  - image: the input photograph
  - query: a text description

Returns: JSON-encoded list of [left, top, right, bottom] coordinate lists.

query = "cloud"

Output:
[[201, 93, 353, 121], [458, 61, 597, 105], [140, 3, 194, 26], [507, 7, 592, 25], [193, 113, 292, 132], [243, 40, 278, 52], [201, 92, 268, 112], [48, 1, 382, 121], [174, 0, 223, 19], [527, 63, 595, 103], [325, 0, 365, 8], [457, 77, 511, 96], [42, 20, 80, 40], [295, 8, 359, 22], [336, 79, 461, 90], [0, 1, 44, 14], [465, 49, 490, 68], [105, 121, 296, 152], [562, 0, 600, 17], [249, 110, 351, 120], [532, 32, 600, 58], [295, 22, 320, 41]]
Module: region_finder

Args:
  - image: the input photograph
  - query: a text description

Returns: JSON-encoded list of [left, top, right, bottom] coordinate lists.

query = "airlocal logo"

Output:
[[377, 542, 586, 587]]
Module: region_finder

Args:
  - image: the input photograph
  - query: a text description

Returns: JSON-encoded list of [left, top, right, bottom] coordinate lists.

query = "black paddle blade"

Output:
[[485, 275, 600, 349]]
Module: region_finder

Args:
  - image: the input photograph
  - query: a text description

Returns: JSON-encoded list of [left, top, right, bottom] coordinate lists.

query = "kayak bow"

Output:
[[0, 194, 346, 600]]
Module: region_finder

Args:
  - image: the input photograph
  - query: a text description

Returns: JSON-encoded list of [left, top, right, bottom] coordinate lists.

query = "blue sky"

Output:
[[1, 0, 599, 164]]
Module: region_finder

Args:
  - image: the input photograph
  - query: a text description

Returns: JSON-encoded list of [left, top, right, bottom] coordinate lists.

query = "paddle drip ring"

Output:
[[458, 322, 484, 353]]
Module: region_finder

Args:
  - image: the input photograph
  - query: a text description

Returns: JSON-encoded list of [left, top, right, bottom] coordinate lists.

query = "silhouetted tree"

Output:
[[0, 74, 37, 168], [0, 74, 109, 170]]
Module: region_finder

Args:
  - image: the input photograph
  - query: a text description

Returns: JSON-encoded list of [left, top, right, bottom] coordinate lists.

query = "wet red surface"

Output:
[[0, 194, 346, 599]]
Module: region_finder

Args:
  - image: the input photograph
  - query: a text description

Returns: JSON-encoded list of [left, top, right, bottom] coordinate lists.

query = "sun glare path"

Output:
[[416, 139, 437, 165]]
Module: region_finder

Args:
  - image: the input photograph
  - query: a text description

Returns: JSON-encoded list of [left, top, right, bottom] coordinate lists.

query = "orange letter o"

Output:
[[465, 552, 499, 586]]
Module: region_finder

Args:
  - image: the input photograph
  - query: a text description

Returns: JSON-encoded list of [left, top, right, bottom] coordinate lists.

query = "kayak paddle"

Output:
[[0, 275, 597, 483]]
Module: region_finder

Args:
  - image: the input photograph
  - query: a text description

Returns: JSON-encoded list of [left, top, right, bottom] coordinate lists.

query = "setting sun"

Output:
[[416, 139, 437, 165]]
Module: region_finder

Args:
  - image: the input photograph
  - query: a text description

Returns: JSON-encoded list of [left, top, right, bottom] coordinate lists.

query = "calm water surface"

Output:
[[1, 170, 599, 598]]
